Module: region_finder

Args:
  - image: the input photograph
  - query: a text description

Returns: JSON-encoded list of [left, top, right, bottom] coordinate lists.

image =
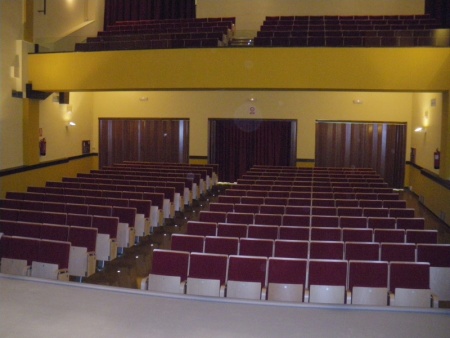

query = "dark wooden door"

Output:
[[99, 118, 189, 168], [315, 121, 406, 188], [209, 119, 297, 182]]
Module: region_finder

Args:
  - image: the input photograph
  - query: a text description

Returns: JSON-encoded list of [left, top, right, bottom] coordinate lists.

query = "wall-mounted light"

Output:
[[414, 126, 426, 133], [249, 97, 256, 102], [139, 96, 148, 102], [352, 99, 363, 104]]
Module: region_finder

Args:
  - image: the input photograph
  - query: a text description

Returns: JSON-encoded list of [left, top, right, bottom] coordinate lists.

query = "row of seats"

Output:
[[76, 17, 235, 51], [1, 195, 152, 238], [1, 235, 71, 281], [186, 220, 432, 241], [0, 221, 96, 278], [254, 15, 442, 47], [142, 249, 447, 307], [172, 233, 438, 259], [263, 14, 438, 24], [0, 206, 119, 262]]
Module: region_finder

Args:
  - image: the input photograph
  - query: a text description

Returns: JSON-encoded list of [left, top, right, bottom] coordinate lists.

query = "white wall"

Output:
[[0, 0, 25, 169]]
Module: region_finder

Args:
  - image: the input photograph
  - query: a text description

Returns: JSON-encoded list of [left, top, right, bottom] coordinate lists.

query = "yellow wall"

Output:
[[0, 156, 98, 198], [28, 48, 450, 92], [409, 164, 450, 226]]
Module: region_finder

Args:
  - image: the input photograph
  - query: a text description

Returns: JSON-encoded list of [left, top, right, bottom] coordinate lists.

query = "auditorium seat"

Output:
[[144, 249, 189, 294], [363, 208, 389, 217], [416, 244, 450, 301], [42, 211, 67, 226], [66, 203, 89, 215], [307, 259, 348, 304], [348, 260, 388, 306], [345, 242, 380, 260], [267, 257, 307, 302], [217, 223, 248, 238], [310, 215, 339, 228], [278, 226, 310, 241], [342, 228, 373, 242], [40, 224, 70, 241], [91, 215, 119, 264], [274, 239, 309, 259], [254, 213, 282, 226], [128, 199, 152, 239], [0, 235, 39, 276], [31, 239, 71, 281], [198, 211, 227, 223], [389, 261, 438, 307], [309, 241, 344, 259], [373, 229, 405, 243], [337, 207, 363, 217], [367, 217, 396, 229], [380, 243, 415, 262], [259, 204, 285, 215], [186, 252, 228, 297], [226, 255, 268, 300], [14, 221, 41, 239], [339, 216, 367, 228], [247, 224, 279, 240], [389, 208, 415, 218], [396, 217, 425, 230], [233, 204, 260, 214], [311, 207, 337, 216], [284, 205, 311, 215], [68, 226, 98, 278], [310, 227, 342, 241], [171, 234, 204, 253], [186, 221, 217, 236], [405, 229, 438, 244], [66, 213, 92, 228], [204, 236, 239, 255], [282, 214, 310, 227], [209, 202, 234, 213], [239, 238, 274, 257], [226, 212, 254, 225]]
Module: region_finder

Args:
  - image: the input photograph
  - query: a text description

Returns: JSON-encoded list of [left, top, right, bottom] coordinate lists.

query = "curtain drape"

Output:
[[104, 0, 196, 28], [209, 119, 297, 183]]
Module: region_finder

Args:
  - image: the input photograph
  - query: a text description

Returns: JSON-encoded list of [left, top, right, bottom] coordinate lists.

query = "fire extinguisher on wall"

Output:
[[39, 138, 46, 156], [434, 148, 440, 170]]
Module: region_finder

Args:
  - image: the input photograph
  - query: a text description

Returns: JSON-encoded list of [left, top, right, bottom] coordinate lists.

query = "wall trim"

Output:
[[0, 153, 98, 177], [406, 161, 450, 191]]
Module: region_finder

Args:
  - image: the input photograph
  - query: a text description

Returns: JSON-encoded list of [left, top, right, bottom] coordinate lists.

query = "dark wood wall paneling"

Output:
[[99, 119, 189, 168], [315, 121, 406, 188]]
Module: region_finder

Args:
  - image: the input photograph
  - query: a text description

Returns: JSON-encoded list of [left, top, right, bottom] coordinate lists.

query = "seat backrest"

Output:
[[284, 205, 311, 215], [17, 210, 43, 223], [373, 229, 405, 243], [278, 226, 310, 241], [367, 217, 396, 229], [380, 243, 415, 262], [227, 255, 267, 286], [310, 215, 339, 228], [14, 221, 41, 239], [233, 203, 260, 214], [40, 224, 70, 241], [151, 249, 190, 281], [66, 213, 93, 228], [128, 199, 151, 218], [171, 234, 204, 253], [6, 236, 40, 264], [396, 217, 424, 230], [112, 206, 136, 226], [68, 226, 98, 252], [274, 240, 309, 259], [247, 224, 279, 240], [217, 223, 247, 238], [416, 244, 450, 267], [345, 242, 380, 261], [198, 211, 227, 223], [209, 203, 234, 213], [204, 236, 239, 255], [254, 213, 282, 226], [188, 252, 228, 285], [186, 221, 217, 236], [310, 227, 342, 241], [405, 229, 438, 244], [37, 239, 71, 269], [307, 259, 347, 287], [309, 241, 344, 259], [389, 208, 415, 218], [339, 216, 367, 229], [88, 205, 113, 216], [389, 261, 430, 293], [282, 214, 310, 227], [41, 211, 67, 226], [348, 260, 388, 289], [91, 215, 119, 238], [226, 212, 254, 225], [239, 238, 274, 257], [259, 205, 285, 215], [311, 207, 337, 216], [364, 208, 389, 218], [267, 257, 307, 300], [337, 207, 363, 217], [342, 228, 373, 242]]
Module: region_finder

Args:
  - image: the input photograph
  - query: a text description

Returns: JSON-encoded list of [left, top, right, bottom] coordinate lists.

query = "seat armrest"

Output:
[[180, 281, 186, 294], [389, 292, 395, 306], [220, 285, 226, 298], [431, 293, 439, 308], [346, 290, 352, 304], [261, 287, 267, 300], [140, 276, 149, 290], [304, 289, 310, 303]]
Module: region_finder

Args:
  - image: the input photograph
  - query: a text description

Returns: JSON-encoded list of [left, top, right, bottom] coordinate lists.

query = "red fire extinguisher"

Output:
[[39, 138, 46, 156], [434, 148, 440, 169]]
